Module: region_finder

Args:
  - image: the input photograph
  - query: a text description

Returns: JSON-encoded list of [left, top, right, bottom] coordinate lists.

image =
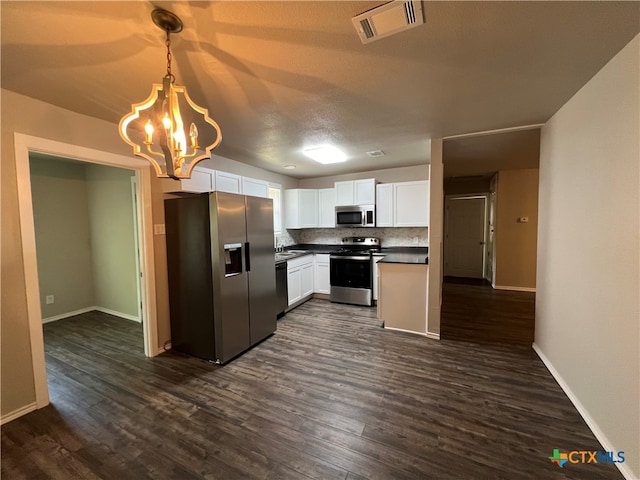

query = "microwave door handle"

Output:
[[362, 210, 366, 226]]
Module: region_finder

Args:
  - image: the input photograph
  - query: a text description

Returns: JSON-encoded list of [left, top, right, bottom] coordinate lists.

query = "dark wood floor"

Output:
[[2, 302, 621, 479], [441, 277, 536, 346]]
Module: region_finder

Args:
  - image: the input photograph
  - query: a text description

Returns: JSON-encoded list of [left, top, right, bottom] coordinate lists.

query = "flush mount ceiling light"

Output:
[[283, 165, 297, 170], [119, 9, 222, 180], [303, 145, 347, 164]]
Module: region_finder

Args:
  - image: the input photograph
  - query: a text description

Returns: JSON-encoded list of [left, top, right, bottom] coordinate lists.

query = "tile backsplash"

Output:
[[282, 227, 428, 247]]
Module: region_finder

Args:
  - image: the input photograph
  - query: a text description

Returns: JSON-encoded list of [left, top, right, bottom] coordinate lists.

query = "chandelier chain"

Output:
[[165, 30, 175, 82]]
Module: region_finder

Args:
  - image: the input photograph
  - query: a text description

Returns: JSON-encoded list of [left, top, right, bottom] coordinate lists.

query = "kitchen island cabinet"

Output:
[[378, 261, 428, 335]]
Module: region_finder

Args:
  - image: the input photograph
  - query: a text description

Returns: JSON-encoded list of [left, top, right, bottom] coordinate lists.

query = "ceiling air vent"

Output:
[[352, 0, 424, 44], [366, 150, 385, 157]]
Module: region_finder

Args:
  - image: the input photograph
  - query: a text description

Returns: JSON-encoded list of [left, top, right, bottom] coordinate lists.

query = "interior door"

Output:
[[444, 196, 486, 278]]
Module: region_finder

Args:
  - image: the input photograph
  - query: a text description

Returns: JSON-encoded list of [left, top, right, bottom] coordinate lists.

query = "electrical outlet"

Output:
[[412, 236, 420, 245], [45, 295, 54, 304]]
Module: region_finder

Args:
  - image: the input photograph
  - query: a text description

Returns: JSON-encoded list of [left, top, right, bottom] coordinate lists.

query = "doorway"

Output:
[[14, 133, 158, 410], [444, 195, 488, 279], [30, 155, 143, 330]]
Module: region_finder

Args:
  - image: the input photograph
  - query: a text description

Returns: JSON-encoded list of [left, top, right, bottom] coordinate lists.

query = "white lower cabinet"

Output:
[[287, 267, 302, 305], [314, 254, 330, 294], [287, 254, 314, 308]]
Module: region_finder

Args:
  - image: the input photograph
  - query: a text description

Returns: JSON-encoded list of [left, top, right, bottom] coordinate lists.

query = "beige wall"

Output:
[[494, 169, 539, 289], [427, 139, 443, 336], [443, 176, 491, 195], [29, 157, 96, 318], [536, 34, 639, 479], [86, 164, 138, 319], [298, 164, 429, 189]]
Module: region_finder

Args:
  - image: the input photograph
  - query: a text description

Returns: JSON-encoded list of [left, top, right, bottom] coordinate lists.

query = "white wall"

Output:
[[536, 34, 639, 479]]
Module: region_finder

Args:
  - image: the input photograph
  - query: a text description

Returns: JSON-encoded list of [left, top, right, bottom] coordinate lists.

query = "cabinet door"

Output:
[[301, 262, 314, 297], [335, 181, 354, 206], [354, 179, 376, 205], [284, 189, 300, 229], [299, 190, 318, 228], [394, 181, 430, 227], [314, 254, 331, 294], [317, 188, 336, 227], [162, 168, 213, 193], [215, 171, 242, 194], [376, 184, 393, 227], [287, 267, 302, 305], [242, 176, 269, 198]]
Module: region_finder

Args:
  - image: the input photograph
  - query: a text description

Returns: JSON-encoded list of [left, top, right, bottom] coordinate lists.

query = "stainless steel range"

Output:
[[330, 237, 380, 307]]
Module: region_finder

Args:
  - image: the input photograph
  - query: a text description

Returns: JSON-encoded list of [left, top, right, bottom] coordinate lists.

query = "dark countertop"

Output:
[[377, 253, 429, 265], [277, 244, 429, 265], [376, 247, 429, 265], [284, 243, 341, 254]]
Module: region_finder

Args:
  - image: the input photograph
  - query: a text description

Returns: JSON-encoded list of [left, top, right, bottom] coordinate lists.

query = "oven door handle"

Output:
[[330, 255, 371, 261]]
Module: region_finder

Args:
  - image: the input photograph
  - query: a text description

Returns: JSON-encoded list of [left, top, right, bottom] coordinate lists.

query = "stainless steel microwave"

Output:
[[335, 205, 375, 228]]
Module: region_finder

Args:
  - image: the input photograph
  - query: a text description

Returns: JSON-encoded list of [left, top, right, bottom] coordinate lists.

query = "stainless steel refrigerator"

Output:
[[164, 192, 277, 363]]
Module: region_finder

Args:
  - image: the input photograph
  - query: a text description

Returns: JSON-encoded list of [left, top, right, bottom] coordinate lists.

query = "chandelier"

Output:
[[119, 9, 221, 179]]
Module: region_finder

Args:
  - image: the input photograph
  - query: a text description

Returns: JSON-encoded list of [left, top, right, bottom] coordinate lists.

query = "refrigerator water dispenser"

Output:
[[223, 243, 243, 277]]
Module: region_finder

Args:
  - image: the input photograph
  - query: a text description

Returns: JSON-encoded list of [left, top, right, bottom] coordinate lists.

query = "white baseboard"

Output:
[[94, 307, 140, 323], [532, 343, 636, 480], [384, 326, 439, 340], [43, 306, 141, 324], [1, 402, 37, 425], [494, 285, 536, 293], [42, 307, 96, 323]]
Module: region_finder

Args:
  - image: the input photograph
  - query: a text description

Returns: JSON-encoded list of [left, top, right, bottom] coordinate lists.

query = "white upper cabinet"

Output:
[[335, 179, 376, 206], [215, 171, 242, 194], [242, 176, 269, 198], [394, 181, 430, 227], [285, 189, 318, 229], [162, 167, 214, 193], [376, 183, 393, 227], [375, 180, 429, 227], [317, 188, 336, 227]]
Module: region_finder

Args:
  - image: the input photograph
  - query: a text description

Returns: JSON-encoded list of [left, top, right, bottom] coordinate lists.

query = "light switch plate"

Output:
[[154, 224, 166, 235]]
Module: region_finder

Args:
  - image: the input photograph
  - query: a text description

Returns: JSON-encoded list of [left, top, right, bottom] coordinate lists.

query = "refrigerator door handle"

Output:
[[244, 242, 251, 272]]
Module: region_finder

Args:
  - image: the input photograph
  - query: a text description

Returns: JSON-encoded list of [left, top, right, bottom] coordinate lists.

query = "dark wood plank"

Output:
[[1, 305, 622, 479], [441, 277, 536, 345]]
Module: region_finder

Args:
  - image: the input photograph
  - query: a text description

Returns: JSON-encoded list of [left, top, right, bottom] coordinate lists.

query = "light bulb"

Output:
[[162, 113, 171, 130], [144, 120, 154, 144]]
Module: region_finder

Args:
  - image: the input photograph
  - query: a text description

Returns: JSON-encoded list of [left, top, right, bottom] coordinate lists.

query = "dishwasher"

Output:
[[275, 262, 288, 318]]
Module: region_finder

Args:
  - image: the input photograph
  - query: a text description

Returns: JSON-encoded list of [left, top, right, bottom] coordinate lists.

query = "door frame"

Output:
[[444, 193, 489, 278], [14, 133, 159, 409]]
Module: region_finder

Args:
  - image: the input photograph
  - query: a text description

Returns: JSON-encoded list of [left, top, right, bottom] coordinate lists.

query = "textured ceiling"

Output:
[[2, 1, 638, 178]]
